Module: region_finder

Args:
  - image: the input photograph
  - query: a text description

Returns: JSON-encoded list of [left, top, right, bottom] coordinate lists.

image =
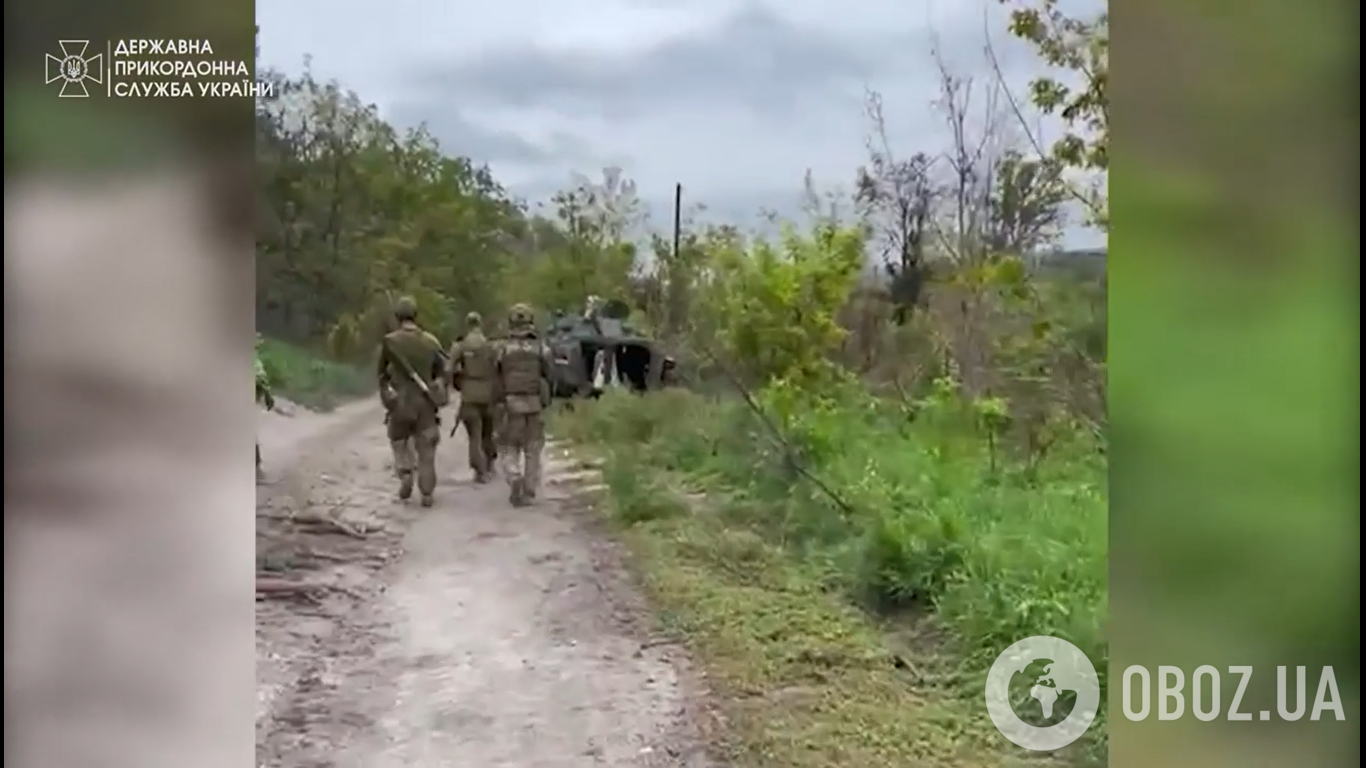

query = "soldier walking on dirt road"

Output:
[[449, 310, 500, 483], [494, 302, 553, 506], [377, 296, 449, 507], [255, 335, 275, 483]]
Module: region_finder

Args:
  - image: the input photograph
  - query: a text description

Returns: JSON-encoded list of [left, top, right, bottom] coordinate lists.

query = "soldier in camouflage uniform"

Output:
[[449, 311, 500, 483], [377, 297, 449, 506], [494, 303, 553, 506], [255, 337, 275, 483]]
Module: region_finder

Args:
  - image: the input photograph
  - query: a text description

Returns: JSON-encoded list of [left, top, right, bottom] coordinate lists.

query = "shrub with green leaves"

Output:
[[558, 383, 1108, 754], [256, 337, 371, 411]]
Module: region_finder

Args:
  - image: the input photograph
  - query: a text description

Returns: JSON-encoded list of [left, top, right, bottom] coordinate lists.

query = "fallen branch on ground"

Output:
[[697, 345, 859, 519], [297, 548, 353, 563], [283, 509, 371, 538], [255, 575, 363, 601]]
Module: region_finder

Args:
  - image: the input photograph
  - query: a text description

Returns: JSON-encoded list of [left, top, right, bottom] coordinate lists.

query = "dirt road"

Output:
[[255, 400, 714, 768]]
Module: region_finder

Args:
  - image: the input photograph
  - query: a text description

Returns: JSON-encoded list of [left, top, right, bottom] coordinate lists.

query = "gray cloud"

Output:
[[257, 0, 1106, 247], [385, 101, 602, 169], [409, 6, 883, 121]]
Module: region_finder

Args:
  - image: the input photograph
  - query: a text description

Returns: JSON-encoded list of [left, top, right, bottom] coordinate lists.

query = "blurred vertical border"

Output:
[[1110, 0, 1359, 766], [5, 2, 258, 768]]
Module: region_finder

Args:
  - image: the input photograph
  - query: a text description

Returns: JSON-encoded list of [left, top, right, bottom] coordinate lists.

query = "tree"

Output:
[[710, 223, 866, 387], [985, 149, 1070, 254], [521, 167, 644, 315], [856, 90, 936, 322], [994, 0, 1109, 228], [254, 61, 526, 354]]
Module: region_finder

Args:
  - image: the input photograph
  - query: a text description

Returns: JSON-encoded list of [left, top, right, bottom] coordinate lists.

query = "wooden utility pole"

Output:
[[672, 183, 682, 261]]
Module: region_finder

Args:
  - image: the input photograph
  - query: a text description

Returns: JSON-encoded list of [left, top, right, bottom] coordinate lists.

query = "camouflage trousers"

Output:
[[502, 410, 546, 498], [458, 401, 498, 480], [493, 401, 507, 439], [387, 406, 441, 500]]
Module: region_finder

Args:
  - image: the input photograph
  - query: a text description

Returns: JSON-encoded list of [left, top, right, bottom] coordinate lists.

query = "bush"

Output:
[[556, 375, 1108, 756], [257, 337, 371, 411]]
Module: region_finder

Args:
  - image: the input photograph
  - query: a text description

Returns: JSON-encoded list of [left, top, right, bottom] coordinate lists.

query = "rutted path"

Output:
[[255, 400, 714, 767]]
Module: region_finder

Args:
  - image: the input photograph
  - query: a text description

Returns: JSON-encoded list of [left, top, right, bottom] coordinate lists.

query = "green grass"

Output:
[[552, 387, 1108, 767], [257, 337, 371, 411]]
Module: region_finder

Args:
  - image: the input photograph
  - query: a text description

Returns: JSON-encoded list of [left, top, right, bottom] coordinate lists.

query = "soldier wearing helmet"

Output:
[[494, 302, 554, 506], [448, 310, 500, 483], [377, 296, 449, 506]]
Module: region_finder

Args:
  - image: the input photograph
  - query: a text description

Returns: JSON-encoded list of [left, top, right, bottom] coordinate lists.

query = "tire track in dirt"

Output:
[[256, 401, 715, 767]]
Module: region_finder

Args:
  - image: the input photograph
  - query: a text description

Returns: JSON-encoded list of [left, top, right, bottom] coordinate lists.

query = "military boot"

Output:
[[420, 494, 434, 508], [397, 471, 414, 501]]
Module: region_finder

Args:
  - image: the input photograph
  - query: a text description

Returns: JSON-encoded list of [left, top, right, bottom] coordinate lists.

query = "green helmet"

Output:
[[466, 310, 482, 327], [507, 303, 535, 328], [393, 296, 418, 322]]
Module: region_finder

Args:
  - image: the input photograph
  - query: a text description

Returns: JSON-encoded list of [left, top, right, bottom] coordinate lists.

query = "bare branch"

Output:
[[856, 88, 939, 321], [695, 341, 859, 519], [981, 4, 1106, 224], [929, 40, 1010, 264]]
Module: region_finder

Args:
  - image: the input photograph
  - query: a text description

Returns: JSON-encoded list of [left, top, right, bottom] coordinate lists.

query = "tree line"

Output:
[[254, 1, 1107, 430]]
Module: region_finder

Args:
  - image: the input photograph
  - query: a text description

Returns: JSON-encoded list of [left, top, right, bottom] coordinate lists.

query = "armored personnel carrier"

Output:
[[544, 296, 677, 399]]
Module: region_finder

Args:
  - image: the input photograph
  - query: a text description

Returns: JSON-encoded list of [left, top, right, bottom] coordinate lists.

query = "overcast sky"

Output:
[[256, 0, 1104, 248]]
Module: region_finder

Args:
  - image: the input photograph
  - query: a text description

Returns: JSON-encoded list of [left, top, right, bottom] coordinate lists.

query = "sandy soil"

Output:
[[254, 399, 715, 768]]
